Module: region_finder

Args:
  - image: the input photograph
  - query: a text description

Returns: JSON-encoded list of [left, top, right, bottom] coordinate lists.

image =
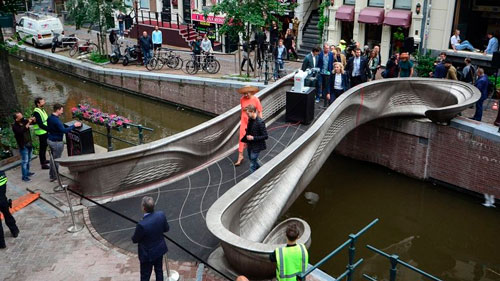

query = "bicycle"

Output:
[[185, 52, 220, 75], [146, 48, 184, 71], [69, 39, 98, 57]]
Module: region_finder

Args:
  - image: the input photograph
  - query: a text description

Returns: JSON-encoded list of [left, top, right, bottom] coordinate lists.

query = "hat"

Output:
[[237, 86, 259, 95], [340, 40, 346, 44]]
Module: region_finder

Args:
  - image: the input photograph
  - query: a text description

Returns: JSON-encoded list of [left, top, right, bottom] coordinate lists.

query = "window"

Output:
[[140, 0, 150, 9], [124, 0, 133, 6], [368, 0, 384, 7], [344, 0, 355, 4], [394, 0, 411, 9]]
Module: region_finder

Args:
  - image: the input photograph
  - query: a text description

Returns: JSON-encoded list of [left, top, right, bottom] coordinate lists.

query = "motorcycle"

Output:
[[122, 44, 141, 66], [51, 31, 78, 53]]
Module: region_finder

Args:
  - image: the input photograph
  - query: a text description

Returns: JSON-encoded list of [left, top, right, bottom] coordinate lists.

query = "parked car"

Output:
[[16, 12, 63, 47]]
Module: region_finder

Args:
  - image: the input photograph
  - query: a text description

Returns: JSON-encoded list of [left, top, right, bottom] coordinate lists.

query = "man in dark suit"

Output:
[[132, 196, 170, 281], [301, 46, 320, 71], [317, 43, 335, 105], [345, 48, 369, 87]]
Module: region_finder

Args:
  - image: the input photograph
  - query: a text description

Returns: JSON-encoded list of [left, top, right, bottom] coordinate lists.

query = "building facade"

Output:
[[326, 0, 499, 66]]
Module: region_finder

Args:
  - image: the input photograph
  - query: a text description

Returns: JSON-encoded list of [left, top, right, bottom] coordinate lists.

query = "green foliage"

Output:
[[488, 76, 500, 90], [67, 0, 123, 31], [0, 35, 32, 54], [210, 0, 296, 41], [88, 51, 109, 63], [393, 27, 405, 41], [317, 0, 330, 43], [0, 106, 40, 156], [0, 0, 26, 14], [414, 50, 435, 77]]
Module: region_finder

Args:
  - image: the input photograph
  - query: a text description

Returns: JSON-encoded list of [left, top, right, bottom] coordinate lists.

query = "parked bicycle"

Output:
[[184, 52, 220, 75], [51, 31, 78, 53], [69, 39, 98, 57], [146, 48, 183, 71]]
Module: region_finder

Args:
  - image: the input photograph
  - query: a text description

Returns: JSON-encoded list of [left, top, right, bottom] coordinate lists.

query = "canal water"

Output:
[[10, 58, 210, 149], [10, 59, 500, 281], [285, 154, 500, 281]]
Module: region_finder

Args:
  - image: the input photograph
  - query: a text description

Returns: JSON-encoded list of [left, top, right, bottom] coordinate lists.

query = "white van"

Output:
[[16, 13, 63, 47]]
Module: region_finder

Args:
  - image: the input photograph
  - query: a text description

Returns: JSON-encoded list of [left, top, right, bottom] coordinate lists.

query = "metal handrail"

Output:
[[364, 245, 443, 281], [298, 219, 379, 280]]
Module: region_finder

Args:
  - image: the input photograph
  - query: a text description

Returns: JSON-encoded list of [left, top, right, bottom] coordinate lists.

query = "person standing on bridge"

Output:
[[32, 97, 50, 170], [241, 104, 268, 173], [270, 224, 308, 281], [235, 86, 262, 166], [472, 68, 489, 121], [132, 196, 170, 281]]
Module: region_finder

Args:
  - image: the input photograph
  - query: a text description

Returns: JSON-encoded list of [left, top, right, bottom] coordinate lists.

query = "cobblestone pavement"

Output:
[[0, 155, 226, 281]]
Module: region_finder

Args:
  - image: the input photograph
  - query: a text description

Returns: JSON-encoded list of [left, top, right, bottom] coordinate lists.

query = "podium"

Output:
[[65, 121, 95, 156], [285, 88, 316, 125]]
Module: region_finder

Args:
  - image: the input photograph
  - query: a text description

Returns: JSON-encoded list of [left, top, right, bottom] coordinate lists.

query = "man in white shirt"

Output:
[[450, 29, 477, 52]]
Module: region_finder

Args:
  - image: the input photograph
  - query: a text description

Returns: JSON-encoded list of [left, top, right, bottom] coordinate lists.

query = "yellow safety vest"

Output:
[[33, 107, 48, 135], [276, 244, 309, 281], [0, 174, 7, 186]]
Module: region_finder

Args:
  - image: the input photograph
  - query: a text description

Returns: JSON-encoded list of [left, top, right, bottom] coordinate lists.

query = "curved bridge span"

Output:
[[58, 76, 479, 279]]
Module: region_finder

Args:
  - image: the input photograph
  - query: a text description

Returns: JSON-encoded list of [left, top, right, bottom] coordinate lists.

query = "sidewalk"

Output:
[[0, 148, 224, 281], [32, 24, 303, 80]]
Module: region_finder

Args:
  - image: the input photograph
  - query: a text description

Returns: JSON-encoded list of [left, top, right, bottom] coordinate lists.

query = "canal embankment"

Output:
[[335, 116, 500, 198], [10, 43, 263, 116]]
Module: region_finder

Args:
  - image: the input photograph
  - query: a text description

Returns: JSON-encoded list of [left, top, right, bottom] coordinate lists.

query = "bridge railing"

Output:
[[298, 219, 378, 281], [363, 245, 442, 281]]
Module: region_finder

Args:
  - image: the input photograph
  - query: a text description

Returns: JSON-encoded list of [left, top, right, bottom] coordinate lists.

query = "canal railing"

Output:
[[363, 245, 442, 281], [298, 219, 379, 281], [93, 123, 154, 151]]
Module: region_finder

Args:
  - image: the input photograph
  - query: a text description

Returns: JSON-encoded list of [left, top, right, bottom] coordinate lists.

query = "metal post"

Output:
[[49, 149, 83, 233], [177, 14, 180, 28], [389, 254, 399, 281], [138, 125, 144, 144], [347, 234, 356, 281], [155, 12, 159, 27], [106, 124, 113, 151], [264, 53, 269, 85], [164, 253, 180, 281]]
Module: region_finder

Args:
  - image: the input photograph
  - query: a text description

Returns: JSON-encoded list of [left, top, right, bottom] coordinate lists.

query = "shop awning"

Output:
[[383, 9, 412, 28], [358, 7, 385, 25], [335, 5, 355, 22], [191, 13, 226, 25]]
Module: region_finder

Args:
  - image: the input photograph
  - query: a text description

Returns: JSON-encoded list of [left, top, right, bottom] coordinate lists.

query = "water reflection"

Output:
[[10, 59, 210, 149], [285, 154, 500, 281]]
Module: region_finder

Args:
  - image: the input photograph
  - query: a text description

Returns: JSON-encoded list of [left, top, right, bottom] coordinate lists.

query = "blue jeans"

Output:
[[455, 40, 475, 51], [20, 146, 33, 180], [118, 22, 124, 37], [247, 149, 261, 173], [142, 48, 152, 65], [274, 59, 284, 79]]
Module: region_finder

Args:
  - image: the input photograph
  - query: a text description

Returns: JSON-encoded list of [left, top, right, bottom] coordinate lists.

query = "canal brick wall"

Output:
[[335, 117, 500, 198], [11, 44, 261, 116]]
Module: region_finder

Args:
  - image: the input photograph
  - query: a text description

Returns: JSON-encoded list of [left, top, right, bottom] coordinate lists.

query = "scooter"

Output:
[[51, 31, 78, 53], [109, 41, 124, 64], [122, 44, 141, 66]]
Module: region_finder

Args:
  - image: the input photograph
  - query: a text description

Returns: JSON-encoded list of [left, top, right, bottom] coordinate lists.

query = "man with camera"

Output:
[[12, 112, 36, 182]]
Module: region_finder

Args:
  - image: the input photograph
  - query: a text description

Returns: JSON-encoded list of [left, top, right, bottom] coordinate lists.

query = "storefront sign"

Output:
[[191, 13, 225, 24]]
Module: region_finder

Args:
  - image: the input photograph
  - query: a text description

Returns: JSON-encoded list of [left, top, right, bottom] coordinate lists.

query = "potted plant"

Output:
[[392, 27, 405, 53]]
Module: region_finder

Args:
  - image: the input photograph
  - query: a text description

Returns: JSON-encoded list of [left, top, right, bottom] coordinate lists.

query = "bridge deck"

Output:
[[88, 105, 325, 261]]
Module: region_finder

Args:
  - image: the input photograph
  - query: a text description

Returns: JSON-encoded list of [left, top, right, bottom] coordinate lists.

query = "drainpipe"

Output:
[[421, 0, 431, 54]]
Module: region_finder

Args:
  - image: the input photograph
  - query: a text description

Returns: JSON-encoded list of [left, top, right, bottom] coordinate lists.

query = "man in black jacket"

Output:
[[301, 46, 320, 71], [242, 104, 268, 173], [0, 170, 20, 249], [139, 31, 153, 65], [345, 48, 369, 87], [12, 112, 35, 182]]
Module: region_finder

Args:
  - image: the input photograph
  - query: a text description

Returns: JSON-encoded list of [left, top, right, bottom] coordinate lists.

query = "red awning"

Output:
[[383, 9, 412, 28], [335, 5, 355, 22], [358, 7, 385, 25]]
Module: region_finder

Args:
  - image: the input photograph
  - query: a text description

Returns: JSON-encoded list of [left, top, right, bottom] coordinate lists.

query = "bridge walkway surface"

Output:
[[88, 105, 325, 261]]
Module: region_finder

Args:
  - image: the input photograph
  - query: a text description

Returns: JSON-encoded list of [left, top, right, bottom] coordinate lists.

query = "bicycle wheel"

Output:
[[185, 60, 198, 74], [156, 57, 166, 70], [205, 60, 219, 74], [166, 56, 178, 69], [146, 57, 157, 71], [213, 59, 221, 74], [174, 57, 184, 70], [69, 44, 78, 57], [86, 43, 98, 54]]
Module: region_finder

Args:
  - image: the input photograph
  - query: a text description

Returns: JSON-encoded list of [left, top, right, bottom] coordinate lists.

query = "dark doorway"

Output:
[[364, 24, 382, 48], [183, 0, 191, 24], [340, 21, 354, 42]]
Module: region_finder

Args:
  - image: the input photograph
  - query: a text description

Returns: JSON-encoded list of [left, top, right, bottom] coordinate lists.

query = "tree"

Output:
[[66, 0, 125, 55], [210, 0, 296, 76], [0, 0, 23, 126]]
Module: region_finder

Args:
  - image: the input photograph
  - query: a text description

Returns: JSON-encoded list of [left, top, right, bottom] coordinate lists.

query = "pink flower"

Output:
[[71, 107, 78, 113], [116, 120, 123, 126], [110, 114, 116, 118], [99, 117, 104, 123]]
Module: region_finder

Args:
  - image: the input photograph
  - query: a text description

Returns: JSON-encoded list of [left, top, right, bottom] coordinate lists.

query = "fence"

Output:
[[93, 123, 153, 151]]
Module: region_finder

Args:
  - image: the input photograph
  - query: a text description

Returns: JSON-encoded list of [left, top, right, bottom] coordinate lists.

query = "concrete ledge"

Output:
[[450, 116, 500, 143]]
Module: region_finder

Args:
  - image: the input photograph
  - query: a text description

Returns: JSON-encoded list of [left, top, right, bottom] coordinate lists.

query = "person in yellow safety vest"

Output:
[[0, 170, 20, 249], [270, 224, 309, 281], [32, 97, 50, 169], [339, 40, 347, 53]]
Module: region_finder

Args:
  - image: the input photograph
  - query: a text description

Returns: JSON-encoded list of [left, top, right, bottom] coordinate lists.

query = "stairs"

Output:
[[179, 26, 199, 43], [297, 10, 321, 58]]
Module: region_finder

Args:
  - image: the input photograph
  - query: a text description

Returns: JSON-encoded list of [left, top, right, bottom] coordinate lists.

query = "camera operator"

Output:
[[345, 39, 359, 60], [12, 113, 36, 182]]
